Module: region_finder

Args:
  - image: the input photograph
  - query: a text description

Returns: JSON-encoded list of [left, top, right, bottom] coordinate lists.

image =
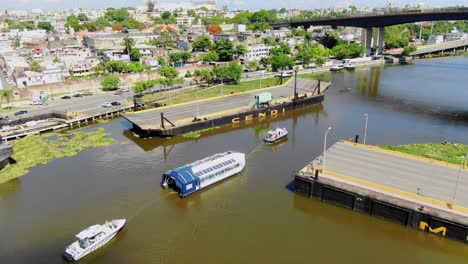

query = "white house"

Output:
[[239, 44, 272, 63], [428, 35, 444, 44], [176, 16, 195, 27]]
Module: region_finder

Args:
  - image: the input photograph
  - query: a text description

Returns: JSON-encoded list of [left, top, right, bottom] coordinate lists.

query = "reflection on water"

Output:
[[123, 104, 324, 155]]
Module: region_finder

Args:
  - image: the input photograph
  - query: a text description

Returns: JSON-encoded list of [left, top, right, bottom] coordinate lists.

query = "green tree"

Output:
[[260, 57, 271, 69], [66, 15, 79, 30], [130, 48, 142, 61], [296, 47, 313, 66], [127, 62, 148, 72], [105, 61, 128, 73], [271, 53, 294, 71], [402, 45, 417, 56], [0, 90, 12, 109], [101, 76, 121, 91], [235, 45, 248, 57], [385, 25, 412, 48], [161, 11, 172, 21], [169, 51, 191, 65], [271, 42, 291, 55], [77, 13, 89, 22], [202, 51, 219, 63], [249, 10, 277, 23], [321, 31, 342, 49], [214, 39, 235, 61], [93, 17, 111, 29], [123, 19, 146, 29], [29, 60, 42, 72], [37, 21, 54, 32], [104, 8, 129, 22], [233, 11, 252, 25], [157, 57, 167, 67], [192, 36, 213, 51], [122, 36, 135, 55], [332, 43, 365, 59], [211, 61, 243, 84], [248, 22, 273, 31], [158, 66, 179, 79], [13, 37, 20, 48], [247, 60, 259, 71]]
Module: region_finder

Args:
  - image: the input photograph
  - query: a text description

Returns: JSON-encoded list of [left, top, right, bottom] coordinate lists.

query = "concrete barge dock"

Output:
[[295, 140, 468, 243], [123, 78, 331, 137]]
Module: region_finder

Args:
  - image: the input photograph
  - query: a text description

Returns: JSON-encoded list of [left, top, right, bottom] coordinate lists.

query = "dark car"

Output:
[[110, 101, 121, 106], [0, 116, 10, 124], [72, 94, 83, 98], [81, 91, 93, 96], [14, 110, 28, 116], [61, 95, 71, 99], [114, 90, 124, 95]]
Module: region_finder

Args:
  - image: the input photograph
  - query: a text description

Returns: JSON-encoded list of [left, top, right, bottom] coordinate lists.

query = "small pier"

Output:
[[123, 78, 331, 137], [0, 143, 13, 170], [0, 105, 133, 141], [295, 140, 468, 243]]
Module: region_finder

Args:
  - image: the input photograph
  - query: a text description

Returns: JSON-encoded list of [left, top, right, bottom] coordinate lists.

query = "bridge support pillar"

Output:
[[376, 27, 385, 55], [361, 28, 373, 57]]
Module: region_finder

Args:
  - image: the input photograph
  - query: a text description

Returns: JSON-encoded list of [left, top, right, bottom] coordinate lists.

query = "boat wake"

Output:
[[128, 191, 177, 223]]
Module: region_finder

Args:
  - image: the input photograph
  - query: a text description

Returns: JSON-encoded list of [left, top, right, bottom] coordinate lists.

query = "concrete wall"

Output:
[[11, 65, 213, 100]]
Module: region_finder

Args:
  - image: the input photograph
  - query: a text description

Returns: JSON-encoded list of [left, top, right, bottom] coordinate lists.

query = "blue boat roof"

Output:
[[163, 166, 199, 196]]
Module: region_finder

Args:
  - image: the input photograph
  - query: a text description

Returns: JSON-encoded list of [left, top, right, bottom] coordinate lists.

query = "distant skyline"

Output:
[[2, 0, 467, 11]]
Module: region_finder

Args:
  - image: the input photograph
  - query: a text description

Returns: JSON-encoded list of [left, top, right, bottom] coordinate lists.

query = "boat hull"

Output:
[[63, 219, 126, 262], [264, 135, 288, 144]]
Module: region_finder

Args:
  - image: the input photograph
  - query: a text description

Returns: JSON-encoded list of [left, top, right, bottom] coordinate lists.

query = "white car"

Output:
[[102, 102, 112, 108], [30, 100, 43, 105]]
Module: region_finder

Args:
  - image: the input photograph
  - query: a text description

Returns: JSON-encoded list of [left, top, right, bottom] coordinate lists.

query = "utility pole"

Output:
[[293, 69, 298, 99], [451, 156, 465, 207], [323, 127, 332, 173], [363, 113, 368, 144]]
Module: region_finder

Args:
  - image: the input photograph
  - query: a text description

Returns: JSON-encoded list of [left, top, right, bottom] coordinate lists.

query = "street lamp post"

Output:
[[196, 90, 199, 117], [451, 156, 465, 207], [323, 126, 332, 173], [363, 113, 368, 144]]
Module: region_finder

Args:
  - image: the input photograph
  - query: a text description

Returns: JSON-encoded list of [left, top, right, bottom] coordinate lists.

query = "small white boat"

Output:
[[63, 219, 126, 261], [162, 151, 246, 197], [330, 64, 344, 71], [264, 128, 288, 144], [344, 62, 355, 70]]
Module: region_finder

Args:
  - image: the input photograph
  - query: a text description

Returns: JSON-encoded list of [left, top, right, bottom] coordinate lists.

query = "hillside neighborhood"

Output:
[[0, 1, 466, 103]]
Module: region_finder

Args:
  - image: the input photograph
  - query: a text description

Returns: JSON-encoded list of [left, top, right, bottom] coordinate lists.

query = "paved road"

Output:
[[315, 141, 468, 208], [124, 78, 325, 129], [4, 92, 133, 121]]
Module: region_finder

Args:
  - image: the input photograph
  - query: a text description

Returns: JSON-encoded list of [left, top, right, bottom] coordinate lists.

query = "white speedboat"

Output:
[[63, 219, 126, 261], [344, 62, 355, 70], [162, 151, 246, 197], [330, 64, 344, 71], [264, 128, 288, 144]]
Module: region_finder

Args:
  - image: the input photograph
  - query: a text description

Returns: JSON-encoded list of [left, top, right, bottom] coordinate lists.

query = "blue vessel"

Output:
[[161, 151, 246, 197]]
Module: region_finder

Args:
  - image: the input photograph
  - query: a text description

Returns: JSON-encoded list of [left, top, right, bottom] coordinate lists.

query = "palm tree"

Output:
[[0, 90, 12, 109], [122, 37, 135, 55]]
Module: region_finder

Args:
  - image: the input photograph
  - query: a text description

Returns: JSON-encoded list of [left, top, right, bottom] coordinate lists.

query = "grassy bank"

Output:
[[0, 128, 115, 184], [140, 77, 291, 106], [380, 143, 468, 165]]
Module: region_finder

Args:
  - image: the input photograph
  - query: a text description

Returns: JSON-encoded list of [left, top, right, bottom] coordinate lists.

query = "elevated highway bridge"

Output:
[[270, 8, 468, 56]]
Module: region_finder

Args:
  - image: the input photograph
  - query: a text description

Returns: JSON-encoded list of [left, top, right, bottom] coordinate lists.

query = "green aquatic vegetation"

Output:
[[0, 128, 114, 184], [182, 126, 221, 139], [182, 131, 201, 139], [380, 143, 468, 165]]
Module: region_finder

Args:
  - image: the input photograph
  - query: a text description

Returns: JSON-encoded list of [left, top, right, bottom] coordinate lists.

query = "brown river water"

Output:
[[1, 57, 468, 264]]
